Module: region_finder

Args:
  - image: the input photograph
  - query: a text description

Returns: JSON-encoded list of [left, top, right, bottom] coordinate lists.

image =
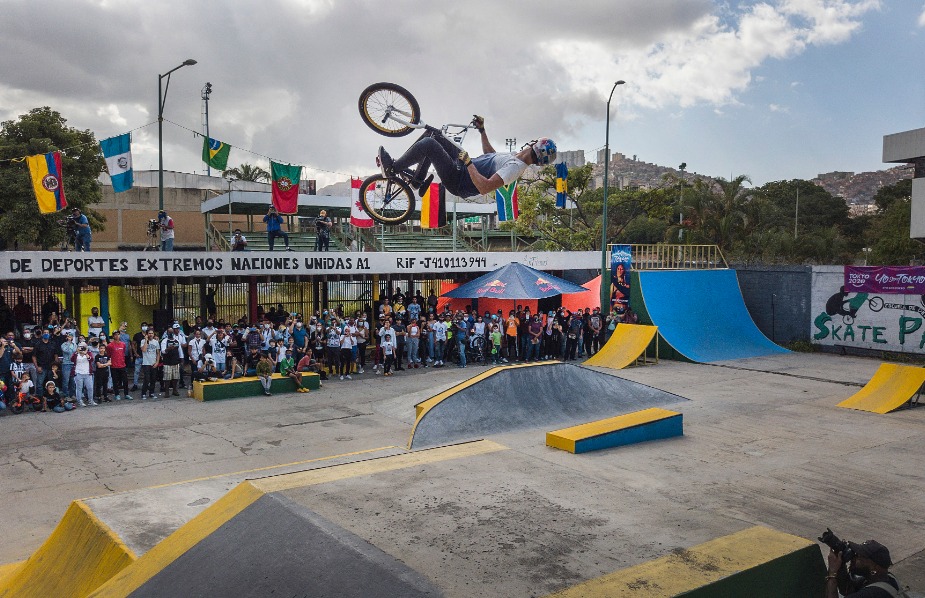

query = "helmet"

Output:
[[529, 138, 557, 165]]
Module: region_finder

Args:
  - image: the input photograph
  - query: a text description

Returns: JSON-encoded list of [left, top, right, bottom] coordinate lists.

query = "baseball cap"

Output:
[[204, 354, 213, 361], [848, 540, 892, 568]]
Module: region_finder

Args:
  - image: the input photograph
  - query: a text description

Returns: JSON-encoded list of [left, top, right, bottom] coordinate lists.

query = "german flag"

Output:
[[420, 182, 446, 229]]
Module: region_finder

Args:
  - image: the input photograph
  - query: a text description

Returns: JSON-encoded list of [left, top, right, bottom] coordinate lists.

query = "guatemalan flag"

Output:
[[100, 133, 134, 193], [350, 178, 374, 228]]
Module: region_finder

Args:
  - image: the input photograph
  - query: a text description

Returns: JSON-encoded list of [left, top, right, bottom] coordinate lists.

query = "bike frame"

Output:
[[379, 107, 474, 189]]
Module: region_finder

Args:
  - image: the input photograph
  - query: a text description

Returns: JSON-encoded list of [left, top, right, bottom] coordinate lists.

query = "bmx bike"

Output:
[[358, 82, 474, 225]]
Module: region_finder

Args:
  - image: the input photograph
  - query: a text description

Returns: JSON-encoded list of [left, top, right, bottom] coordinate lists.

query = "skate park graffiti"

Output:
[[812, 266, 925, 353]]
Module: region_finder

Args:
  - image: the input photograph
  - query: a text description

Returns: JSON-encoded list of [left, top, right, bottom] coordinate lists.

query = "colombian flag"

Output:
[[495, 181, 518, 222], [26, 152, 67, 214], [420, 182, 446, 229]]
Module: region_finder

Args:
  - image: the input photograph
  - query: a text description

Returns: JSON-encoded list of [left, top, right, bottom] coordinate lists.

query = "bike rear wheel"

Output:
[[358, 83, 421, 137], [359, 174, 415, 225]]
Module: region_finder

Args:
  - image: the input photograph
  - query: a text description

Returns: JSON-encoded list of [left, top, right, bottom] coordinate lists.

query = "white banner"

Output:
[[0, 251, 599, 281]]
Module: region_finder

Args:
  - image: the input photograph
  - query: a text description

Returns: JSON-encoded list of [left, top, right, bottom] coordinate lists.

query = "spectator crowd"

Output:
[[0, 288, 630, 414]]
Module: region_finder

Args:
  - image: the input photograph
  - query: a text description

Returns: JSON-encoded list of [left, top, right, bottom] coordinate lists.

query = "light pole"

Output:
[[505, 138, 517, 153], [201, 81, 213, 176], [600, 80, 625, 317], [678, 162, 686, 242], [158, 58, 197, 211]]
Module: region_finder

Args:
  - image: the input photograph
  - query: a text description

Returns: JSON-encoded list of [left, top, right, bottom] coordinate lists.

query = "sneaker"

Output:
[[125, 395, 133, 400], [345, 374, 352, 380], [115, 395, 122, 401], [375, 369, 381, 375], [79, 400, 88, 408], [340, 375, 344, 380], [141, 394, 147, 400], [377, 146, 394, 178], [358, 367, 365, 374], [88, 400, 98, 406]]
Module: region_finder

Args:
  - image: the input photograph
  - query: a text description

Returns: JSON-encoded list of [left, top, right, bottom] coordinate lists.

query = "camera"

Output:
[[819, 528, 855, 562], [147, 219, 159, 236]]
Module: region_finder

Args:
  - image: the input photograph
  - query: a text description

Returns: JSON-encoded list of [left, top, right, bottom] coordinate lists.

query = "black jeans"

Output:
[[315, 232, 330, 251], [392, 137, 476, 198], [268, 230, 289, 250]]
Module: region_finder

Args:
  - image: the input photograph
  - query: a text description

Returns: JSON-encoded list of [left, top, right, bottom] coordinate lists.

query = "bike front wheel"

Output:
[[359, 174, 416, 225], [358, 83, 421, 137]]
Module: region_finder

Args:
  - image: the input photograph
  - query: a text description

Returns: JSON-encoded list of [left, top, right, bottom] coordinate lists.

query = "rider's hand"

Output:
[[471, 115, 485, 132], [459, 150, 472, 167]]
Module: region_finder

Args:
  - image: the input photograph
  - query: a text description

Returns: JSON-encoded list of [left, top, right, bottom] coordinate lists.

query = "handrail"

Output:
[[207, 222, 231, 251], [613, 244, 728, 270]]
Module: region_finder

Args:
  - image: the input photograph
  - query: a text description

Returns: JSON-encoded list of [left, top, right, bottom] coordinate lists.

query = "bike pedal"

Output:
[[417, 174, 434, 197]]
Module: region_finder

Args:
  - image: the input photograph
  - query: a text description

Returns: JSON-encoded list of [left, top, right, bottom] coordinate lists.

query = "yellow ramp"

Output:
[[546, 526, 824, 597], [585, 324, 658, 370], [0, 501, 136, 598], [837, 363, 925, 414]]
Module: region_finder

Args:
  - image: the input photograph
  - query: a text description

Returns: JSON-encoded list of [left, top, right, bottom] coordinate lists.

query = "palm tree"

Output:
[[222, 163, 270, 182]]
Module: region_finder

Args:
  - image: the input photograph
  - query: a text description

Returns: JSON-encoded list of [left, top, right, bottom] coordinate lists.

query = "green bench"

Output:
[[193, 373, 320, 402]]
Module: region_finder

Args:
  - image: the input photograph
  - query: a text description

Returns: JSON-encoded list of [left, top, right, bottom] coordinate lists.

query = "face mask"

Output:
[[42, 334, 50, 340], [141, 326, 148, 332], [23, 333, 31, 339], [296, 323, 303, 328]]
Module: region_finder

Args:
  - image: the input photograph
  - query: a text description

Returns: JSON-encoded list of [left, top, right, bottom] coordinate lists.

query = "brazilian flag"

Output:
[[202, 136, 231, 170]]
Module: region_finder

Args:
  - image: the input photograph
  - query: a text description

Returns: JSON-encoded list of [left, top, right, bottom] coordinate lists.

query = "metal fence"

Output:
[[616, 244, 728, 270]]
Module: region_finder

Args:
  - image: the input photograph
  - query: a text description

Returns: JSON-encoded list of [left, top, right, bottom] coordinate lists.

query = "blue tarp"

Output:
[[442, 262, 588, 300]]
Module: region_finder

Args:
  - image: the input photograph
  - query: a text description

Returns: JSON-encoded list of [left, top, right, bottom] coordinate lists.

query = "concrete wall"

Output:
[[734, 265, 812, 345]]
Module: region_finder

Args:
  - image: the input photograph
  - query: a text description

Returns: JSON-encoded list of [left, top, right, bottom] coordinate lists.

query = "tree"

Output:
[[0, 107, 105, 249], [866, 179, 920, 265], [675, 175, 753, 250], [509, 164, 675, 250], [222, 163, 270, 183]]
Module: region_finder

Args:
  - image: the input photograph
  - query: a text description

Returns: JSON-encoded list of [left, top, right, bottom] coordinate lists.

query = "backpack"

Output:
[[868, 574, 912, 598]]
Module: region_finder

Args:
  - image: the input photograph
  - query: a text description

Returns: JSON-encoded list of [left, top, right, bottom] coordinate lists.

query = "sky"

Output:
[[1, 0, 923, 189]]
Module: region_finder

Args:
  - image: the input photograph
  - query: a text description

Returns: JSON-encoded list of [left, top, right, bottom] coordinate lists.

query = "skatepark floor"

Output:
[[2, 352, 924, 595]]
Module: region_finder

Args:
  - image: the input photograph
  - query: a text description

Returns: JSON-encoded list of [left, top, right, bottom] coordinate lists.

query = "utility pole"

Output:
[[794, 186, 799, 239], [678, 162, 686, 242], [505, 138, 516, 153]]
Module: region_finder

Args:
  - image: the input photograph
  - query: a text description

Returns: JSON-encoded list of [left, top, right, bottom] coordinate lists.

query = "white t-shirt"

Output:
[[378, 326, 394, 342], [340, 329, 355, 349], [381, 339, 395, 356], [473, 322, 486, 337], [211, 338, 228, 363], [188, 337, 207, 362], [160, 217, 175, 241], [473, 152, 528, 185], [74, 352, 92, 375], [433, 321, 447, 341], [88, 315, 104, 337]]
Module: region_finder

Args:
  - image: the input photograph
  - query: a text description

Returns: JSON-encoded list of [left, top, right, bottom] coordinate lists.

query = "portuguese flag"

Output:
[[270, 161, 302, 214], [420, 182, 446, 229]]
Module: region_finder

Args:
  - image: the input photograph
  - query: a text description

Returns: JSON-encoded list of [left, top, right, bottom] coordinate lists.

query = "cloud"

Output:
[[769, 103, 790, 113], [0, 0, 880, 186], [919, 4, 925, 27]]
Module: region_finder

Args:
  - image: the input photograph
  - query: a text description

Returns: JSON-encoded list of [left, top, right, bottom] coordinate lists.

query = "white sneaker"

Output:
[[358, 367, 365, 374], [78, 400, 88, 407], [375, 369, 381, 375], [141, 394, 148, 400], [340, 375, 344, 380], [88, 400, 98, 406], [346, 375, 352, 380]]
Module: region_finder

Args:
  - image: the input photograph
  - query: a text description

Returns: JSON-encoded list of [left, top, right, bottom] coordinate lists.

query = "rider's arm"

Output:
[[479, 130, 495, 155]]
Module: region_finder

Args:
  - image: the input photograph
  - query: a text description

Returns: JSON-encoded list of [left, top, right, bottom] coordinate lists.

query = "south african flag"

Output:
[[495, 181, 518, 222]]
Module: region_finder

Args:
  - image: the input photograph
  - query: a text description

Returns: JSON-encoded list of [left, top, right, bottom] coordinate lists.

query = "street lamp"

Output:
[[600, 80, 625, 317], [158, 58, 197, 211], [505, 138, 517, 153]]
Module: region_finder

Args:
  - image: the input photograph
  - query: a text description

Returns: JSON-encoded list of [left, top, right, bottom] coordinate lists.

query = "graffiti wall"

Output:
[[811, 266, 925, 354]]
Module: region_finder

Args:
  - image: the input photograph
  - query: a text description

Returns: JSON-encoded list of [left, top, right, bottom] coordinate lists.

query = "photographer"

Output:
[[314, 210, 332, 252], [263, 206, 291, 251], [231, 229, 248, 251], [158, 210, 175, 251], [823, 533, 900, 597], [71, 208, 91, 252]]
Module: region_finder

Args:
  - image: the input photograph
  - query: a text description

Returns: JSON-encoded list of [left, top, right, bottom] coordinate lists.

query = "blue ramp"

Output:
[[637, 270, 787, 362]]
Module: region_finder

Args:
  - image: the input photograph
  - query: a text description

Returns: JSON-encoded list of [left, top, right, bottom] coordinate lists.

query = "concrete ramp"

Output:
[[584, 324, 658, 370], [837, 363, 925, 414], [546, 526, 826, 598], [634, 269, 788, 363], [409, 362, 686, 449]]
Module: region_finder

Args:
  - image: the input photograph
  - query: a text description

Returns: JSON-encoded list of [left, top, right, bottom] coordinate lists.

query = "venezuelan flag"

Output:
[[420, 182, 446, 229], [26, 152, 67, 214]]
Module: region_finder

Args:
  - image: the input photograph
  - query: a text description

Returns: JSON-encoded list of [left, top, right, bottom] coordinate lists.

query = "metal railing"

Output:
[[616, 244, 728, 270], [207, 222, 231, 251]]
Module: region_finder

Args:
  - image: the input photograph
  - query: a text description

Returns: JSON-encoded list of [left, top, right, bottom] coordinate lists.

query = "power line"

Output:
[[0, 121, 157, 165]]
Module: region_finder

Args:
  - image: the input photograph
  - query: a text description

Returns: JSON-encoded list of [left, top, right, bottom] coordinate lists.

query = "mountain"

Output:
[[811, 166, 911, 207]]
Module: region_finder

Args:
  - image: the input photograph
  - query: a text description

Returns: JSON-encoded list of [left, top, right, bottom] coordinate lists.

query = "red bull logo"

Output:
[[476, 279, 507, 295], [534, 276, 558, 293]]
